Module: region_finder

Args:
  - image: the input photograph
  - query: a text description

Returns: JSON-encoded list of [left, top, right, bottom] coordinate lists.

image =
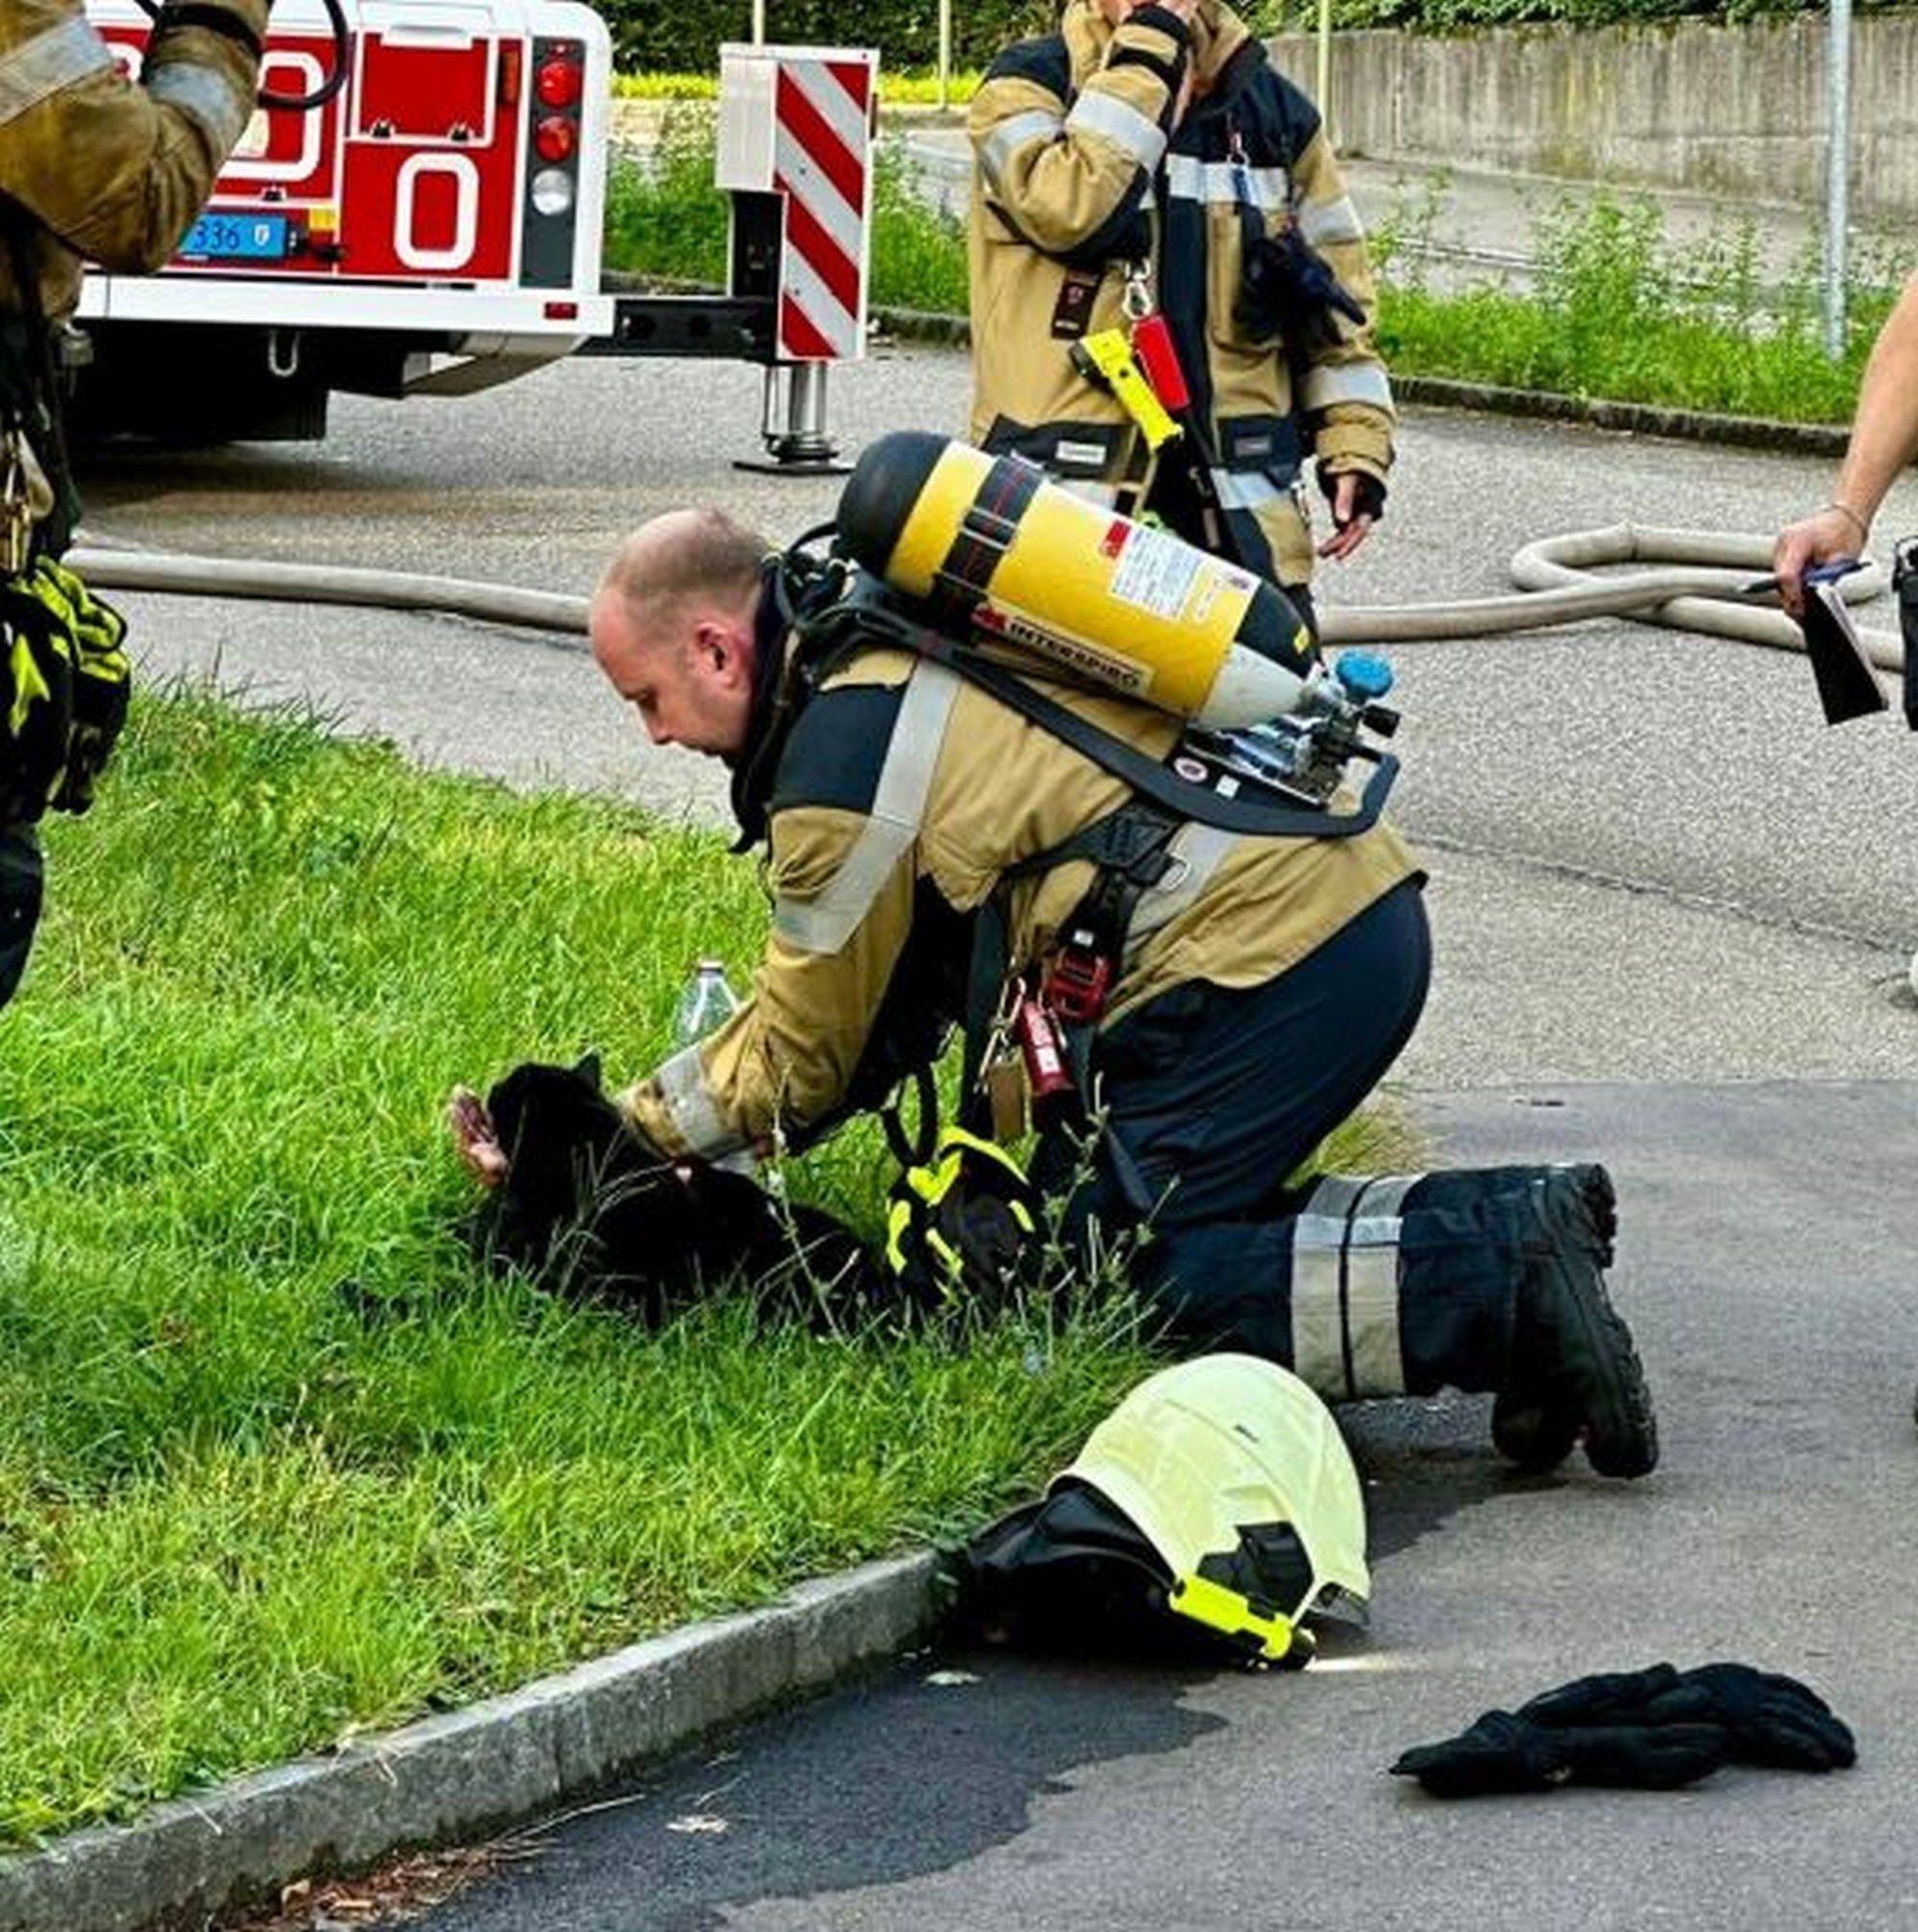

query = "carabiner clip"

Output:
[[0, 435, 31, 579], [1121, 261, 1155, 323]]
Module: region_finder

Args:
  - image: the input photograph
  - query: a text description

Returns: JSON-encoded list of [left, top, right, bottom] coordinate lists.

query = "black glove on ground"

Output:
[[1391, 1709, 1729, 1798], [1518, 1662, 1856, 1773]]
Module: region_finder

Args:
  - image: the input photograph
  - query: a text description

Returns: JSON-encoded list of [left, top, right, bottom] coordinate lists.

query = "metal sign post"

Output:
[[1822, 0, 1852, 360], [716, 42, 879, 473]]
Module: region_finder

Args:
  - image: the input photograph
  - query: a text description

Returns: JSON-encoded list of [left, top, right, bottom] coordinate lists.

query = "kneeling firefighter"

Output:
[[460, 429, 1656, 1480], [0, 0, 268, 1008]]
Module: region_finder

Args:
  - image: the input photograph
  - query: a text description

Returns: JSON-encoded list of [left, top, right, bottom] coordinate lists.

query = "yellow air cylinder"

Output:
[[833, 431, 1317, 729]]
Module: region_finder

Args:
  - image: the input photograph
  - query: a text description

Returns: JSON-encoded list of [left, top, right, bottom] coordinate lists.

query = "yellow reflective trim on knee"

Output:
[[1171, 1573, 1295, 1662]]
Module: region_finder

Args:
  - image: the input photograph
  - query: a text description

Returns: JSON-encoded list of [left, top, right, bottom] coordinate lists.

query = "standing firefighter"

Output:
[[0, 0, 267, 1009], [967, 0, 1393, 608]]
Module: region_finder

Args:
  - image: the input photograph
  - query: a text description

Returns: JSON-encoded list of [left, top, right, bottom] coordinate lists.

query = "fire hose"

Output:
[[65, 524, 1902, 667]]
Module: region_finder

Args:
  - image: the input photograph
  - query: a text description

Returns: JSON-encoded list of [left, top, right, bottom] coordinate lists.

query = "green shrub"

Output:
[[597, 0, 1048, 79]]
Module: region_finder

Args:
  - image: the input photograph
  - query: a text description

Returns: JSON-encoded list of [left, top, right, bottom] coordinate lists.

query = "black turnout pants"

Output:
[[1033, 879, 1540, 1403], [0, 821, 42, 1010]]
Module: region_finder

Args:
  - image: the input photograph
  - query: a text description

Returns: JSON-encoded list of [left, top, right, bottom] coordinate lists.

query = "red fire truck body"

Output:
[[74, 0, 615, 440]]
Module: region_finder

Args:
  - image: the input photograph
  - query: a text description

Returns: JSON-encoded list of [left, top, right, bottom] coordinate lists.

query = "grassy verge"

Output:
[[605, 107, 969, 313], [3, 686, 1411, 1848], [612, 69, 982, 105], [0, 688, 1171, 1847], [603, 117, 1889, 426]]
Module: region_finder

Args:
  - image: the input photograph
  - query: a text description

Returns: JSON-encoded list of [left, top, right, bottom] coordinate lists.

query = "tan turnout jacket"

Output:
[[622, 634, 1419, 1160], [0, 0, 268, 323], [967, 0, 1394, 588]]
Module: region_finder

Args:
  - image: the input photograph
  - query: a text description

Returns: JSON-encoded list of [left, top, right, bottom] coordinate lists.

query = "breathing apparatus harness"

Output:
[[756, 508, 1402, 1255]]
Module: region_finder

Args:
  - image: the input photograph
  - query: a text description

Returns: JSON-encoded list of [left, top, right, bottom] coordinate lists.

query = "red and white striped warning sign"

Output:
[[771, 54, 873, 360], [716, 43, 877, 362]]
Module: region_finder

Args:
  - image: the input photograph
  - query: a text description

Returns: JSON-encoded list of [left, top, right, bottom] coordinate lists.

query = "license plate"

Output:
[[181, 213, 291, 262]]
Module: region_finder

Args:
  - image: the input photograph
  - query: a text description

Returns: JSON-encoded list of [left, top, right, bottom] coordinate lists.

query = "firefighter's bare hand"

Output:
[[1771, 505, 1866, 618], [1317, 470, 1376, 561], [448, 1084, 508, 1189]]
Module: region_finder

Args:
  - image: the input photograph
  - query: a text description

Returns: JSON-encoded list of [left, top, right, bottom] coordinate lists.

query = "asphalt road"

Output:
[[81, 344, 1918, 1088], [83, 350, 1918, 1932], [412, 1082, 1918, 1932]]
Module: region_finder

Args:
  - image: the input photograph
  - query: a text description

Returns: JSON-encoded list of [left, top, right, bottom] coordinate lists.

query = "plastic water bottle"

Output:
[[673, 961, 756, 1176], [674, 959, 741, 1048]]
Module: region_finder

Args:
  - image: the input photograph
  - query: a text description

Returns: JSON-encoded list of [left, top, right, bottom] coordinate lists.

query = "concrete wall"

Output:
[[1270, 14, 1918, 220]]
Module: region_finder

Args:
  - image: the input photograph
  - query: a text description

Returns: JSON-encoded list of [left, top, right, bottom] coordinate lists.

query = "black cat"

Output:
[[476, 1053, 879, 1324]]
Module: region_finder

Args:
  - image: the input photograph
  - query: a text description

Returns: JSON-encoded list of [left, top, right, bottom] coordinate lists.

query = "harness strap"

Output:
[[930, 454, 1043, 625]]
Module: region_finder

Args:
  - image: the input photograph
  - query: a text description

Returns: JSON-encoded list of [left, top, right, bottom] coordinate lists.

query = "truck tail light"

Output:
[[533, 114, 577, 164], [535, 55, 581, 108]]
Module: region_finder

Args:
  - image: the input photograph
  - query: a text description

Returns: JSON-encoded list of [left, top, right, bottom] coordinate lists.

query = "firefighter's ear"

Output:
[[693, 618, 750, 685]]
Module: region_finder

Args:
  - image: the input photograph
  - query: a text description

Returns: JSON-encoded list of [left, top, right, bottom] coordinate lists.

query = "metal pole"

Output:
[[1823, 0, 1852, 359], [939, 0, 953, 113], [750, 0, 765, 45], [1316, 0, 1333, 130]]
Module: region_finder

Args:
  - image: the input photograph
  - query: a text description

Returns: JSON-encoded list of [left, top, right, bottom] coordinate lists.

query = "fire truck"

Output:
[[75, 0, 617, 442]]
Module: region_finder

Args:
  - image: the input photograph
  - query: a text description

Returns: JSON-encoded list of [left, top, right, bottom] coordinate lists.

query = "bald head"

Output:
[[590, 509, 771, 761], [597, 508, 768, 647]]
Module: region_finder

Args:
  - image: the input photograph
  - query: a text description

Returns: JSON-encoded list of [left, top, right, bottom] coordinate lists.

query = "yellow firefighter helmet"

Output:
[[1059, 1353, 1369, 1666]]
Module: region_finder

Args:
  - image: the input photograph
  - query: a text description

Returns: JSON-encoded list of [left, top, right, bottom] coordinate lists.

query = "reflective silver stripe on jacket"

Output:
[[1063, 88, 1166, 173], [1123, 822, 1239, 969], [1297, 194, 1365, 248], [1209, 468, 1287, 511], [1164, 155, 1289, 209], [0, 14, 113, 128], [1289, 1172, 1419, 1399], [1299, 361, 1395, 413], [774, 662, 961, 954], [652, 1040, 738, 1158], [146, 59, 250, 156], [978, 106, 1064, 198]]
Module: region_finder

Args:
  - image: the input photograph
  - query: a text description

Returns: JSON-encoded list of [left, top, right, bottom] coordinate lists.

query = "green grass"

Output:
[[1368, 182, 1898, 422], [603, 117, 1892, 426], [605, 108, 969, 314], [2, 684, 1411, 1848], [611, 69, 981, 105], [0, 686, 1184, 1847]]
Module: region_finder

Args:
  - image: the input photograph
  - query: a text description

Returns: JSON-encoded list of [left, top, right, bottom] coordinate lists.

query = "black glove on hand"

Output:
[[1519, 1662, 1855, 1773], [43, 562, 130, 816], [1392, 1709, 1728, 1798], [1316, 466, 1387, 526]]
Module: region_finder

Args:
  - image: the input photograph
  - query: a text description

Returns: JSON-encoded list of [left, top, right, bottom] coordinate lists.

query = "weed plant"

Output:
[[0, 686, 1181, 1845], [1370, 184, 1896, 420]]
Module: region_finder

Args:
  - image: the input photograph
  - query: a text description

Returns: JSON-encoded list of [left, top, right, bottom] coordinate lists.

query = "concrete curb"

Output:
[[0, 1552, 942, 1932]]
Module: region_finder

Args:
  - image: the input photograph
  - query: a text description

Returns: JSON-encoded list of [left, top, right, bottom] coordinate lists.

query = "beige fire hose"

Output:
[[66, 523, 1904, 668]]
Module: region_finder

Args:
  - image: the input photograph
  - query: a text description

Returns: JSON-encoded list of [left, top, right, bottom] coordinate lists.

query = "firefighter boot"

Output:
[[1495, 1167, 1657, 1479], [1490, 1165, 1613, 1471]]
